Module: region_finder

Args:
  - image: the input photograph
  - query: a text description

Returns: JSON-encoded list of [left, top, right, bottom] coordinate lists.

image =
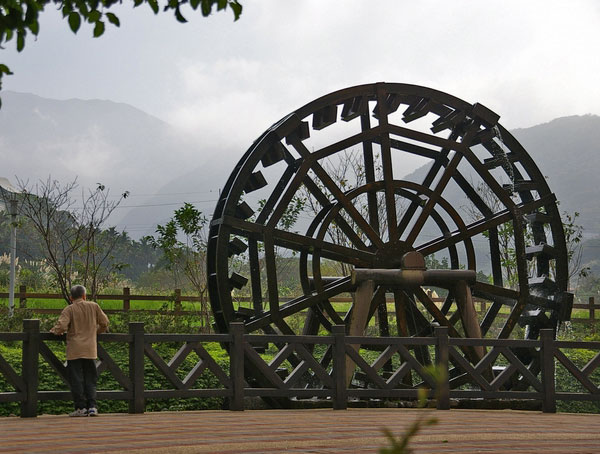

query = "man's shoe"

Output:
[[87, 407, 98, 416], [69, 408, 88, 417]]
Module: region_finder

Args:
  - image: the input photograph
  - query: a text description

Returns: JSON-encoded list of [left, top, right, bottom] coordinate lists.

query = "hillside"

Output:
[[512, 115, 600, 234], [1, 92, 598, 246], [400, 115, 600, 273], [0, 91, 214, 232]]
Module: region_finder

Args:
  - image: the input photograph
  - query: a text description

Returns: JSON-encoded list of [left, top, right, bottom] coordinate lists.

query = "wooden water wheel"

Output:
[[207, 82, 572, 389]]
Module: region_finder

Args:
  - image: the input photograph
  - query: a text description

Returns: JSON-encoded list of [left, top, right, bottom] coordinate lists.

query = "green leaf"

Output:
[[93, 20, 105, 37], [76, 1, 89, 16], [62, 4, 72, 17], [88, 9, 101, 23], [68, 12, 81, 33], [147, 0, 159, 14], [25, 3, 38, 23], [190, 0, 200, 8], [230, 1, 242, 20], [0, 64, 13, 75], [200, 0, 211, 16], [29, 20, 40, 36], [174, 7, 187, 23], [16, 31, 25, 52], [105, 12, 120, 27]]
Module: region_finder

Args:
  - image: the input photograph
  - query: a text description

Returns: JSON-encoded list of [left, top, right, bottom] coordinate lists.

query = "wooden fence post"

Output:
[[21, 319, 40, 417], [540, 329, 556, 413], [229, 322, 245, 411], [128, 322, 145, 414], [19, 285, 27, 308], [332, 324, 347, 410], [589, 297, 595, 321], [123, 287, 131, 312], [174, 289, 182, 313], [435, 326, 450, 410]]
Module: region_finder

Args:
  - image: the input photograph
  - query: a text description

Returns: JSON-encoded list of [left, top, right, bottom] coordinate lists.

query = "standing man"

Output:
[[50, 285, 109, 417]]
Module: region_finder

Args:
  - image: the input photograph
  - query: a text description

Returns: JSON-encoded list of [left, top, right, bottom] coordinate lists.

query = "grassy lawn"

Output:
[[0, 298, 205, 312], [0, 297, 65, 310], [1, 295, 594, 328]]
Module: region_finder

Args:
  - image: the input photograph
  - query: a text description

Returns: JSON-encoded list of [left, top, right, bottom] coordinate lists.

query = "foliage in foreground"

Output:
[[379, 366, 443, 454], [0, 0, 242, 101]]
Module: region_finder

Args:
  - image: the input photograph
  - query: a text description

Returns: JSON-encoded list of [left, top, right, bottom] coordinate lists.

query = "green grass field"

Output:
[[0, 297, 205, 311]]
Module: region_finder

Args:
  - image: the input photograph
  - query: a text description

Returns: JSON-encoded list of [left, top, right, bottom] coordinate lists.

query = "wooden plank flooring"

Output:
[[1, 409, 600, 453]]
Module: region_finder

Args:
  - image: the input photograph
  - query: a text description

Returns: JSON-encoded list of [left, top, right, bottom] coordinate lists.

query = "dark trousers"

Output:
[[68, 359, 98, 410]]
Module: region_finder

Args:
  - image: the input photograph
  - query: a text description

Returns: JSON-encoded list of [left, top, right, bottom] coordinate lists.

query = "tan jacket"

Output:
[[50, 298, 109, 360]]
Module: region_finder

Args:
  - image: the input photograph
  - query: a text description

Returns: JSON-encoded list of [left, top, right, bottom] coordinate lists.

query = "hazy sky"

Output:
[[3, 0, 600, 156]]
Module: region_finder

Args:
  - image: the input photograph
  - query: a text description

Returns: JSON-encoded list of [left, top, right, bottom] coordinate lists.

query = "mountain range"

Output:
[[1, 91, 599, 255]]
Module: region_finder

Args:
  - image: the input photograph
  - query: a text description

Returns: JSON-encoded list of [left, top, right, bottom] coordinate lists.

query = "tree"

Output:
[[559, 210, 587, 289], [146, 202, 211, 330], [251, 195, 306, 296], [464, 181, 585, 289], [301, 148, 390, 277], [15, 177, 129, 303], [0, 0, 243, 104]]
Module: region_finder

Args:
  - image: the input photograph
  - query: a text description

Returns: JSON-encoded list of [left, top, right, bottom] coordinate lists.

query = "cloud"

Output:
[[161, 0, 599, 146], [5, 0, 599, 155], [52, 126, 117, 177], [165, 57, 319, 155]]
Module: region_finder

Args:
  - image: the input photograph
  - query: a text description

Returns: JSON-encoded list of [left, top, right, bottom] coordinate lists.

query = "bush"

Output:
[[555, 325, 600, 413]]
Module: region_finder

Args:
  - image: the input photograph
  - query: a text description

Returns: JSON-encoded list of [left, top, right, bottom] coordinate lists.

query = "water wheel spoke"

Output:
[[361, 113, 382, 237], [289, 136, 384, 249], [387, 123, 464, 153], [312, 126, 382, 161], [417, 195, 554, 256], [222, 215, 375, 267], [473, 281, 519, 303], [248, 239, 263, 315], [480, 301, 504, 336], [405, 152, 463, 246], [264, 159, 311, 229], [255, 162, 300, 225], [302, 175, 368, 251], [499, 296, 528, 339], [395, 129, 461, 237], [309, 159, 385, 249], [263, 234, 280, 318], [245, 277, 354, 332], [413, 287, 461, 338], [382, 136, 449, 162], [458, 144, 518, 209], [375, 85, 398, 240]]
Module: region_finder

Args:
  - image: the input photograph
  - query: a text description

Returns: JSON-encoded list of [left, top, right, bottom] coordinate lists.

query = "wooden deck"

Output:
[[1, 408, 600, 453]]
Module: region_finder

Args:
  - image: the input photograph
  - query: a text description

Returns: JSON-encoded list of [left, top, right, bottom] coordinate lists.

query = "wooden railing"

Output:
[[572, 296, 600, 322], [0, 286, 204, 314], [2, 320, 600, 417]]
